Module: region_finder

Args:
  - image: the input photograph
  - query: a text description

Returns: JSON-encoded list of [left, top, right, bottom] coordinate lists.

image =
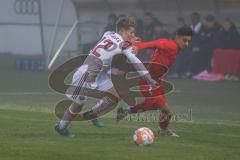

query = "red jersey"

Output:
[[133, 39, 180, 80]]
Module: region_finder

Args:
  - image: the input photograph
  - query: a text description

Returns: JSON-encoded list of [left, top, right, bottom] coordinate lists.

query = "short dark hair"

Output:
[[177, 26, 194, 36], [108, 13, 117, 20], [224, 18, 234, 25], [191, 12, 201, 20], [177, 17, 185, 23], [144, 12, 154, 18], [154, 20, 164, 27], [205, 14, 215, 22], [116, 17, 136, 31]]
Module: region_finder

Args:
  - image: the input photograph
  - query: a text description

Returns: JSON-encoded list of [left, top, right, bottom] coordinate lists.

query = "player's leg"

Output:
[[158, 102, 178, 137], [70, 62, 104, 128], [116, 78, 162, 120], [127, 95, 179, 137], [55, 99, 84, 138], [86, 69, 121, 126], [55, 64, 88, 137], [83, 87, 119, 121], [116, 97, 156, 121], [116, 95, 179, 137], [55, 64, 101, 137], [154, 97, 179, 137]]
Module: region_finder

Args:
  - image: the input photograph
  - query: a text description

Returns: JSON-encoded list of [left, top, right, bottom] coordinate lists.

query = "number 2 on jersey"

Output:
[[91, 37, 114, 57]]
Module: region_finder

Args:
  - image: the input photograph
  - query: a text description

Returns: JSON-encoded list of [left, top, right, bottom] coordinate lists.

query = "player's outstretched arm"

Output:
[[133, 39, 178, 56], [124, 50, 157, 86], [133, 40, 163, 51]]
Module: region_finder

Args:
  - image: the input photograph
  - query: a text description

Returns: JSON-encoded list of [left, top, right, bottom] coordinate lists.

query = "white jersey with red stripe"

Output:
[[89, 31, 135, 66], [66, 31, 149, 104]]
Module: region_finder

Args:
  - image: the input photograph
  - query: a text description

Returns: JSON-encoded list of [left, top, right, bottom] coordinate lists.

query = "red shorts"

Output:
[[130, 78, 167, 113]]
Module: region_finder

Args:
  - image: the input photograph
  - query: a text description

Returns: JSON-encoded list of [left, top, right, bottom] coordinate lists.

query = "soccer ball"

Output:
[[133, 127, 154, 146]]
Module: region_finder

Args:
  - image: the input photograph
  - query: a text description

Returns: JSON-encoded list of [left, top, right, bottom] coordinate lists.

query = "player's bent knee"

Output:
[[69, 101, 84, 114], [75, 95, 86, 105]]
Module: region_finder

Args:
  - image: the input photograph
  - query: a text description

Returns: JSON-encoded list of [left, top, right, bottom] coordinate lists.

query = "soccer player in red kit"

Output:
[[117, 26, 194, 137]]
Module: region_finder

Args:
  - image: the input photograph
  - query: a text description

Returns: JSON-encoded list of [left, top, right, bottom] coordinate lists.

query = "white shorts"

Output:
[[66, 64, 114, 104]]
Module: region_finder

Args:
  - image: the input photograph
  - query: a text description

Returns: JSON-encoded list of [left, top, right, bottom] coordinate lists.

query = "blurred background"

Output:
[[0, 0, 240, 121], [0, 0, 240, 79], [0, 1, 240, 160], [0, 0, 240, 124]]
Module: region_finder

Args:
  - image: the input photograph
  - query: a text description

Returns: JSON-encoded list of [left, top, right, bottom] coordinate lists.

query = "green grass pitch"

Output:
[[0, 70, 240, 160]]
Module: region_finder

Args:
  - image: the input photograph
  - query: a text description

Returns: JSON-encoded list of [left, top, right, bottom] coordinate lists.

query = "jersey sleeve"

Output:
[[120, 43, 156, 85], [133, 40, 178, 55], [133, 40, 163, 50], [122, 45, 148, 76]]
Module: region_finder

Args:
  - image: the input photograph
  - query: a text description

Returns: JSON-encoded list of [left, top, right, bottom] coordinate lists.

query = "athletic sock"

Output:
[[159, 112, 172, 130], [59, 108, 77, 129]]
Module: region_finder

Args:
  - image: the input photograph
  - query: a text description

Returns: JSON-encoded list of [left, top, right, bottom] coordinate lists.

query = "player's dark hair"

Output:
[[177, 26, 194, 36], [116, 17, 136, 32]]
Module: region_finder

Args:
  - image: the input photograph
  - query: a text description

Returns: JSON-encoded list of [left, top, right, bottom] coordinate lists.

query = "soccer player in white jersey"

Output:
[[54, 17, 156, 138]]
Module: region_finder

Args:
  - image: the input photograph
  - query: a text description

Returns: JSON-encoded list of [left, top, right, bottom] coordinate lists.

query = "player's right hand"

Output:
[[130, 36, 141, 43], [132, 46, 139, 54], [148, 78, 157, 85]]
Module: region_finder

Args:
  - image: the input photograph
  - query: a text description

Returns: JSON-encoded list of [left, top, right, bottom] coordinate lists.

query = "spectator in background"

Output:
[[152, 21, 171, 40], [189, 12, 204, 59], [220, 18, 240, 49], [171, 13, 203, 78], [201, 15, 223, 71], [84, 13, 117, 54], [191, 15, 223, 74], [170, 17, 188, 39], [188, 12, 205, 76], [85, 13, 117, 55], [136, 12, 157, 61], [117, 14, 127, 20], [103, 13, 117, 32], [129, 13, 144, 37], [142, 12, 156, 41], [176, 17, 187, 29], [190, 12, 203, 34], [169, 17, 192, 78]]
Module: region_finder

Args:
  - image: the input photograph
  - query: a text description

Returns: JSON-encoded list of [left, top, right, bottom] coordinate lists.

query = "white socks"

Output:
[[59, 108, 77, 129]]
